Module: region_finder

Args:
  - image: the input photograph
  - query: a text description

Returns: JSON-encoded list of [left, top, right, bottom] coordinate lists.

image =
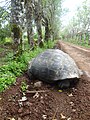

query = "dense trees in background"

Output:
[[0, 0, 62, 55], [42, 0, 62, 41], [1, 0, 90, 52], [0, 6, 11, 40], [0, 0, 63, 57], [24, 0, 62, 47], [61, 0, 90, 45]]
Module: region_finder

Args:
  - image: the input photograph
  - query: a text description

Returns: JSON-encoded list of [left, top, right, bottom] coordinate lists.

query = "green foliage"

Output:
[[0, 70, 16, 92], [0, 61, 26, 92], [34, 34, 38, 40], [17, 47, 44, 64], [43, 40, 55, 49], [5, 37, 12, 43], [0, 25, 11, 41], [21, 80, 28, 93]]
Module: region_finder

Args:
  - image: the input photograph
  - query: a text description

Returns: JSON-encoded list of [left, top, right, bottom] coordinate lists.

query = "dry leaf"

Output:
[[72, 109, 76, 112], [19, 96, 27, 102], [60, 113, 66, 119], [69, 102, 74, 106], [7, 118, 15, 120], [42, 115, 47, 119], [68, 93, 73, 97], [58, 90, 62, 92], [33, 92, 39, 98], [67, 117, 71, 120]]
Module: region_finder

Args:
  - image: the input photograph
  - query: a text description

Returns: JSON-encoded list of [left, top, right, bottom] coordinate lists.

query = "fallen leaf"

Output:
[[11, 118, 15, 120], [72, 88, 77, 91], [7, 118, 15, 120], [60, 113, 66, 119], [19, 96, 27, 102], [69, 102, 74, 106], [68, 93, 73, 97], [72, 109, 76, 112], [34, 81, 42, 88], [42, 115, 47, 119], [40, 96, 43, 99], [18, 101, 23, 107], [67, 117, 71, 120], [58, 90, 62, 92], [33, 92, 39, 98]]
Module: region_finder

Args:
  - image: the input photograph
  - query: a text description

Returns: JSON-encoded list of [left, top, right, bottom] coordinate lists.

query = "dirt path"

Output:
[[0, 41, 90, 120], [60, 41, 90, 73]]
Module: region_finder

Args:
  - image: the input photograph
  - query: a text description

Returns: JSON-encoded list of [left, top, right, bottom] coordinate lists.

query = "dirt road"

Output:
[[0, 41, 90, 120], [60, 41, 90, 73]]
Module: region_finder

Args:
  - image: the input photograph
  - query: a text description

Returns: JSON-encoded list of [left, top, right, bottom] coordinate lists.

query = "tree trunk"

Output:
[[11, 0, 23, 57], [34, 0, 43, 47], [88, 33, 90, 45], [25, 0, 34, 48], [84, 32, 86, 44], [35, 20, 43, 47], [45, 22, 50, 41]]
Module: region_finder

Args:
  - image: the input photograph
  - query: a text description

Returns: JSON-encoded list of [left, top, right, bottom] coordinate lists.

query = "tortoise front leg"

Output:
[[58, 80, 70, 89]]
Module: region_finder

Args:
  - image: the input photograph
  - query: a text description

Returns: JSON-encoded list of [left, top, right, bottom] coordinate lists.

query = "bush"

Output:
[[43, 40, 55, 49], [0, 70, 16, 92], [0, 61, 26, 92]]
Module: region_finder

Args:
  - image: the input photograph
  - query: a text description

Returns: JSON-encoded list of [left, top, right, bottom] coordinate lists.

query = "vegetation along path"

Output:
[[0, 41, 90, 120]]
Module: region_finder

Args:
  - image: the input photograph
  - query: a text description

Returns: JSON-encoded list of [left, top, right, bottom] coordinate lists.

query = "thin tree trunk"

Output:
[[88, 33, 90, 45], [84, 32, 86, 44], [25, 0, 34, 48], [34, 0, 43, 47], [35, 20, 43, 46], [11, 0, 22, 57], [45, 21, 50, 41]]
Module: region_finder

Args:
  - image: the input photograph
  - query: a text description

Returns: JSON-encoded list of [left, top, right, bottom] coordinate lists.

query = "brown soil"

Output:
[[0, 41, 90, 120]]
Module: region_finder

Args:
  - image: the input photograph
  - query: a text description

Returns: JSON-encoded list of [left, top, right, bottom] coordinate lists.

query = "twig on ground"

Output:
[[26, 90, 49, 94], [52, 107, 59, 120]]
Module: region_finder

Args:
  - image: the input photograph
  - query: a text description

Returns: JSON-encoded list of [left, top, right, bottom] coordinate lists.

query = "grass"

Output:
[[0, 40, 55, 92]]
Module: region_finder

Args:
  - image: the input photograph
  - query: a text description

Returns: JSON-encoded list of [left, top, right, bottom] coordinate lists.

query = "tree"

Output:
[[42, 0, 62, 41], [61, 0, 90, 45], [76, 0, 90, 44], [11, 0, 23, 56], [33, 0, 43, 46], [24, 0, 34, 48]]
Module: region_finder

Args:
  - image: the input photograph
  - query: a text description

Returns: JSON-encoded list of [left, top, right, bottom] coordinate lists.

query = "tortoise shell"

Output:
[[28, 49, 81, 83]]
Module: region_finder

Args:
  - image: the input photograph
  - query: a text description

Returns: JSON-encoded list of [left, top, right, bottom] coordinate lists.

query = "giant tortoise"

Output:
[[28, 49, 82, 89]]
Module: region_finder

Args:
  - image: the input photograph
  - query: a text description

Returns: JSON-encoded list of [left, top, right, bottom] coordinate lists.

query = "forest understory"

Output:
[[0, 41, 90, 120]]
